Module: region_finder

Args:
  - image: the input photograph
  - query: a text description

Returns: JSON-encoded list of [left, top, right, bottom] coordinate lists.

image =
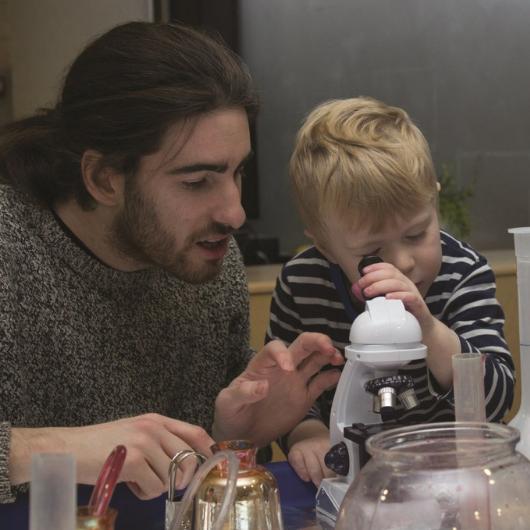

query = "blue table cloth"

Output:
[[0, 461, 319, 530]]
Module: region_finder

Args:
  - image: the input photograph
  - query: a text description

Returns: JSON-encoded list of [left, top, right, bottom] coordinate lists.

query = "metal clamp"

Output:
[[168, 450, 207, 501]]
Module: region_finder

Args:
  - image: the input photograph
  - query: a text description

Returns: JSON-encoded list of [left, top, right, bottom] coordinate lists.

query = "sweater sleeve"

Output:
[[0, 249, 17, 502], [441, 257, 515, 421], [0, 423, 14, 503]]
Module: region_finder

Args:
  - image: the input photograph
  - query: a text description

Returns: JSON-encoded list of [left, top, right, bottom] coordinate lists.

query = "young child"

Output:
[[267, 97, 515, 485]]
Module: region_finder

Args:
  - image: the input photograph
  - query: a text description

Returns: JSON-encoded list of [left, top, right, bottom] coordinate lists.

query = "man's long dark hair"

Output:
[[0, 22, 259, 208]]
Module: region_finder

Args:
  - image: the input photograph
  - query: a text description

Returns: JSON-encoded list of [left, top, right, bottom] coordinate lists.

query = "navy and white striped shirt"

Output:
[[266, 231, 515, 426]]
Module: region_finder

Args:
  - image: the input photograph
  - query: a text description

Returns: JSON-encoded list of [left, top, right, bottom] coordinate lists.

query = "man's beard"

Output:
[[110, 184, 232, 284]]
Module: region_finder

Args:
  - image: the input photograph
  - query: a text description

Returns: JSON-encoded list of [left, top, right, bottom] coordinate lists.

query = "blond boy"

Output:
[[267, 97, 514, 485]]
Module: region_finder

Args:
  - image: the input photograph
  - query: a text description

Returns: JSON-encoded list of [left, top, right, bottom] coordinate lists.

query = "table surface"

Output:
[[0, 461, 327, 530]]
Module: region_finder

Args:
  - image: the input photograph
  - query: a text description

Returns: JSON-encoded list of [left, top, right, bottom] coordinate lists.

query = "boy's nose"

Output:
[[390, 249, 415, 275]]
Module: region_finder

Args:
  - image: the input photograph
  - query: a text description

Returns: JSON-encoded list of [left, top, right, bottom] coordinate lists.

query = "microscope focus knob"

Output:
[[365, 375, 418, 421], [324, 441, 350, 476], [398, 387, 420, 410]]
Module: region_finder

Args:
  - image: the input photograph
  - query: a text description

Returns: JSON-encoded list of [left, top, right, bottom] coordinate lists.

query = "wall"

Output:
[[240, 0, 530, 254], [0, 0, 12, 126], [7, 0, 153, 119]]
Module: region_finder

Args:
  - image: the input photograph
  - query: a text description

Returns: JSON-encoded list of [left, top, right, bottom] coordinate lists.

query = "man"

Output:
[[0, 21, 342, 502]]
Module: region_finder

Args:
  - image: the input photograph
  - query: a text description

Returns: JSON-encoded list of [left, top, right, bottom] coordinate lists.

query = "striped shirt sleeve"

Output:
[[429, 233, 515, 421]]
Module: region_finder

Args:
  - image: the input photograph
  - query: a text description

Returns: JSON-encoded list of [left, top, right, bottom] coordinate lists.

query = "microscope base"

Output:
[[315, 476, 350, 522]]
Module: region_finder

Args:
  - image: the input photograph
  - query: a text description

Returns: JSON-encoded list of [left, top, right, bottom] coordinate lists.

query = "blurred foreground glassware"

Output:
[[197, 440, 283, 530], [452, 352, 486, 422], [30, 453, 76, 530], [335, 422, 530, 530]]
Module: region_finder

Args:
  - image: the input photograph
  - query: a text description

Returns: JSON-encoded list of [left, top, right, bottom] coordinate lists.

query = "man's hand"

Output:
[[10, 413, 213, 500], [212, 332, 343, 447]]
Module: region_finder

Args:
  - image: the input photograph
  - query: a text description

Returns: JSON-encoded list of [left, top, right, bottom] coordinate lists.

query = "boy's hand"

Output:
[[356, 262, 435, 332], [288, 434, 334, 486]]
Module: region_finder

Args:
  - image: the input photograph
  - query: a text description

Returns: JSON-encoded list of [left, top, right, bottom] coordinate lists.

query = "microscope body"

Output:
[[315, 296, 427, 523]]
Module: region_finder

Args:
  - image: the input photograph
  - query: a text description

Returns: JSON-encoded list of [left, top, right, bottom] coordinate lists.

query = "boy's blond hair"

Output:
[[290, 97, 438, 243]]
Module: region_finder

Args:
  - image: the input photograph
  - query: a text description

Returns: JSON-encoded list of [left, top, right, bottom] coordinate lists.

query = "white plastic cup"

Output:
[[30, 453, 76, 530], [509, 227, 530, 345]]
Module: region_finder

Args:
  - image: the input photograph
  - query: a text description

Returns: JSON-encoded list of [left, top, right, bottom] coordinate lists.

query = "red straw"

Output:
[[88, 445, 127, 517]]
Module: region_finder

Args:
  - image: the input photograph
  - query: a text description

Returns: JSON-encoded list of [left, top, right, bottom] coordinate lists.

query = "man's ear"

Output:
[[81, 150, 124, 207]]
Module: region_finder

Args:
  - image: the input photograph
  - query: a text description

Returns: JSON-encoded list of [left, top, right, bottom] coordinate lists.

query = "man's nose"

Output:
[[213, 181, 246, 230]]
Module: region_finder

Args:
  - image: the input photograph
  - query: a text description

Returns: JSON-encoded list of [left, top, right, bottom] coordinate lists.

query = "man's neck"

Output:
[[53, 199, 145, 272]]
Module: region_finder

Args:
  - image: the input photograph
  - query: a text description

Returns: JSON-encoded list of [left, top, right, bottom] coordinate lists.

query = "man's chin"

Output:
[[165, 260, 223, 284]]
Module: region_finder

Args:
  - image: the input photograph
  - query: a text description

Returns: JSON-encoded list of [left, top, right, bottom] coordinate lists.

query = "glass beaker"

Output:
[[195, 440, 284, 530], [335, 422, 530, 529]]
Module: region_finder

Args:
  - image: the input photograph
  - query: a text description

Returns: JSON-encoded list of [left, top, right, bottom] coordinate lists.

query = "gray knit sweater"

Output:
[[0, 185, 252, 502]]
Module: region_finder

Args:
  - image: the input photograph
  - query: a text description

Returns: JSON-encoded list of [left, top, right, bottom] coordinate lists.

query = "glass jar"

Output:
[[336, 422, 530, 530], [195, 440, 283, 530]]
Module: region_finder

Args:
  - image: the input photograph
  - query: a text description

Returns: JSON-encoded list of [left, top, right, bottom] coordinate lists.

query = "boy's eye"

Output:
[[406, 231, 426, 241]]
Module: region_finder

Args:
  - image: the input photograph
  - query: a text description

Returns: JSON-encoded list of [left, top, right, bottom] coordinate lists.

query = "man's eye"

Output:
[[182, 179, 206, 190], [236, 167, 247, 182]]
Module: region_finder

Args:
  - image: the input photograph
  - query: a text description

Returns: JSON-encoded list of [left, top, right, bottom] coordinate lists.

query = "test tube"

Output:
[[30, 453, 76, 530], [452, 352, 486, 422]]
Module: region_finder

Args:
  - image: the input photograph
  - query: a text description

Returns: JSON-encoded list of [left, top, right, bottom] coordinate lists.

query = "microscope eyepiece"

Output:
[[358, 255, 383, 276]]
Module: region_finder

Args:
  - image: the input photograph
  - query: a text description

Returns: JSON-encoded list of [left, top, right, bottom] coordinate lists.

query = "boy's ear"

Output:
[[437, 181, 441, 192], [81, 150, 125, 207], [304, 229, 337, 264]]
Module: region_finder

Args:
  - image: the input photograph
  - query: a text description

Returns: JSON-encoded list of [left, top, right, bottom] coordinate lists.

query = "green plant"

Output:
[[438, 163, 475, 240]]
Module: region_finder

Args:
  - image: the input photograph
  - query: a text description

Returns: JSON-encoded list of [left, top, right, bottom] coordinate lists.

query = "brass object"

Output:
[[76, 506, 117, 530], [194, 440, 284, 530]]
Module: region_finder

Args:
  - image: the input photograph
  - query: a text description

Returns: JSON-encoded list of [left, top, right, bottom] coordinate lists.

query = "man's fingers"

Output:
[[247, 334, 341, 376], [298, 352, 343, 381], [289, 333, 342, 367], [306, 369, 341, 403], [249, 340, 294, 371], [216, 380, 269, 412], [161, 417, 215, 456], [123, 455, 167, 500]]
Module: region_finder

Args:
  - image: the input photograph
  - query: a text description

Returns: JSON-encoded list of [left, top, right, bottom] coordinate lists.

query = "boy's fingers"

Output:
[[288, 449, 310, 482], [304, 451, 324, 486]]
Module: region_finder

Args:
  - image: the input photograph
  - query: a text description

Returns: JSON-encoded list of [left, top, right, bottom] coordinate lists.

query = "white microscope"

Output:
[[508, 228, 530, 458], [315, 256, 427, 523]]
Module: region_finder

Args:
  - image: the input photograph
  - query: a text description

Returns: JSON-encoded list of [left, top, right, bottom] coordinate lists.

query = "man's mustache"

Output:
[[194, 223, 235, 239]]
